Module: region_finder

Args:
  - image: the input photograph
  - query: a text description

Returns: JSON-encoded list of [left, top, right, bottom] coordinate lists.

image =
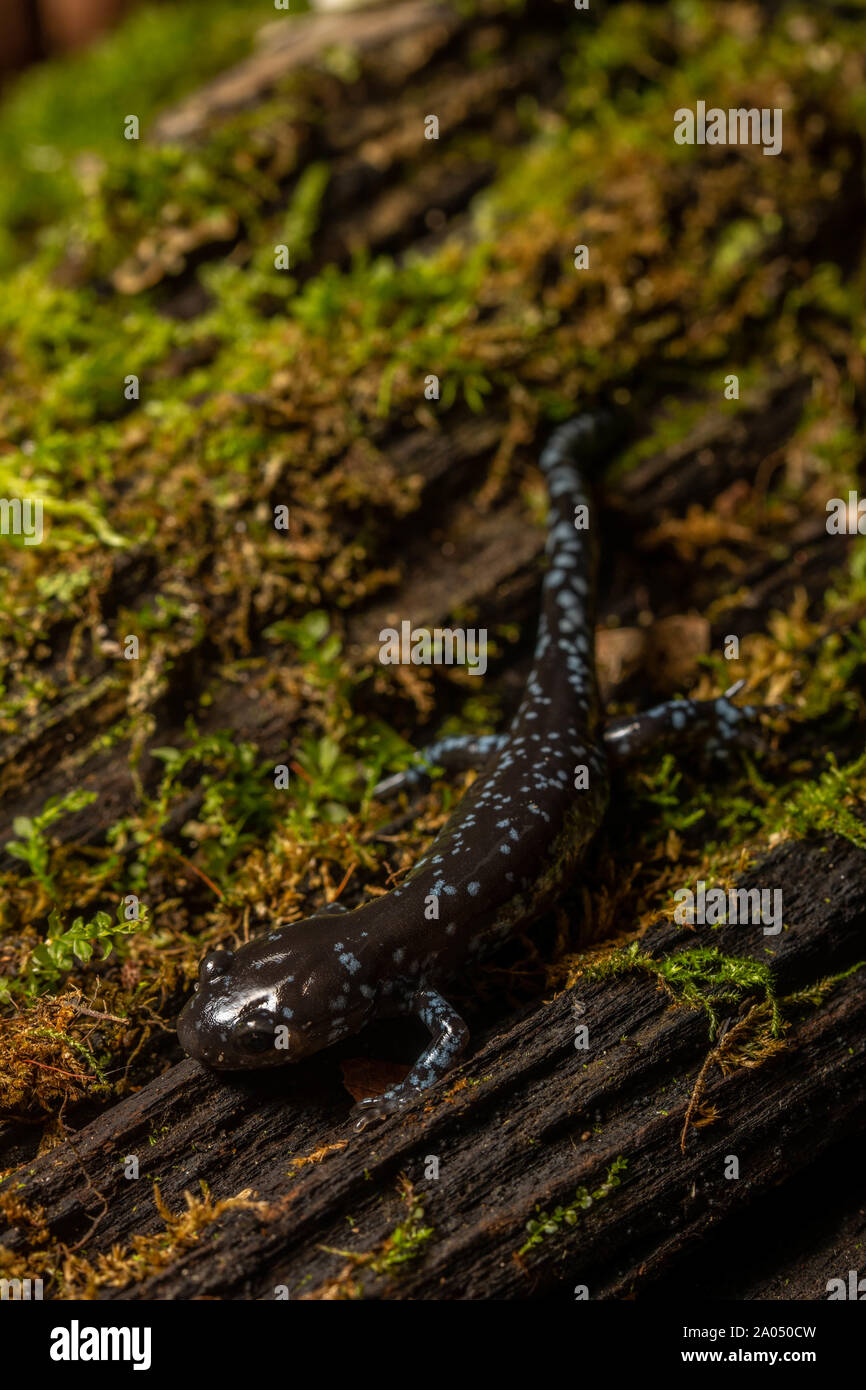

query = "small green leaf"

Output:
[[151, 747, 184, 767]]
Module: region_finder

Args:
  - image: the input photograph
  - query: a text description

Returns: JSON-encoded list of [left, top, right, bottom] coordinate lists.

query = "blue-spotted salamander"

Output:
[[178, 414, 770, 1127]]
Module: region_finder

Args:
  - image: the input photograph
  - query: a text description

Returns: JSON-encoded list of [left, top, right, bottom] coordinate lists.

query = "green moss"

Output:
[[519, 1157, 628, 1257], [784, 960, 866, 1012], [585, 943, 782, 1040], [280, 162, 331, 265], [314, 1178, 434, 1296], [0, 0, 273, 269], [769, 753, 866, 850], [369, 1206, 434, 1275], [584, 940, 864, 1092]]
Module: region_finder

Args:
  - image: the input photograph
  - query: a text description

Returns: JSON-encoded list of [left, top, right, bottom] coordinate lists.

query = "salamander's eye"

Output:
[[200, 948, 233, 982], [238, 1010, 277, 1054]]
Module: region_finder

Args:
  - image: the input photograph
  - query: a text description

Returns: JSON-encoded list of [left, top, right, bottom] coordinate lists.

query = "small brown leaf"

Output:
[[645, 613, 710, 691], [595, 626, 647, 699], [340, 1058, 411, 1103]]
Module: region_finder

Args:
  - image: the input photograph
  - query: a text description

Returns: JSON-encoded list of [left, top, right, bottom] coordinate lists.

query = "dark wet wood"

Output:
[[2, 836, 864, 1299]]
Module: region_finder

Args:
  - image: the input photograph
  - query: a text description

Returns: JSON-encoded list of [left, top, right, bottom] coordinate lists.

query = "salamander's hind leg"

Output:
[[352, 987, 469, 1131], [372, 733, 506, 799], [603, 680, 785, 767]]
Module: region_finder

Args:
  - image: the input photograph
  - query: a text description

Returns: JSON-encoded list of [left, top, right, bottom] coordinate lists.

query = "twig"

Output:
[[330, 861, 356, 903], [19, 1058, 90, 1083], [680, 1005, 762, 1153], [69, 1004, 128, 1024], [169, 847, 225, 900]]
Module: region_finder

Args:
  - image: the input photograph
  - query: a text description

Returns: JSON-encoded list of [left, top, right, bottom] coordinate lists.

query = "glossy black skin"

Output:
[[178, 414, 765, 1118], [177, 909, 373, 1070], [179, 416, 611, 1093]]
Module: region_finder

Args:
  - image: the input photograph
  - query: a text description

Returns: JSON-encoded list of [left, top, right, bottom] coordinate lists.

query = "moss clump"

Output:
[[584, 943, 783, 1040], [677, 959, 864, 1150], [0, 1181, 270, 1299], [0, 997, 112, 1115], [770, 752, 866, 851], [578, 942, 864, 1150]]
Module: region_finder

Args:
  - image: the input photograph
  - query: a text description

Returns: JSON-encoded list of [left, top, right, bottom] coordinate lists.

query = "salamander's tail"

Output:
[[525, 412, 625, 721], [538, 410, 627, 480]]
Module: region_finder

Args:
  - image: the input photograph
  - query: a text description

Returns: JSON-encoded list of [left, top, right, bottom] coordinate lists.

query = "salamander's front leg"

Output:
[[603, 680, 784, 766], [352, 987, 469, 1130], [372, 734, 506, 799]]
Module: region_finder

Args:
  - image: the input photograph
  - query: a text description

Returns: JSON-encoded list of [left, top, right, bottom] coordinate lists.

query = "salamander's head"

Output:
[[177, 922, 362, 1071]]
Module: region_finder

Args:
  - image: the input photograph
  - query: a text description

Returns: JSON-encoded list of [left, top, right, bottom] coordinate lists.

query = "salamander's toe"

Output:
[[350, 1093, 402, 1132]]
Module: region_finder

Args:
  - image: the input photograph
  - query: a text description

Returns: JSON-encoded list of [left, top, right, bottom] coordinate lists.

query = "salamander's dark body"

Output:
[[178, 415, 764, 1124]]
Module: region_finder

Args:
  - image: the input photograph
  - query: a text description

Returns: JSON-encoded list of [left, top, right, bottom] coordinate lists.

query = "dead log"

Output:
[[149, 3, 465, 147], [2, 834, 864, 1299], [2, 0, 866, 1306]]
